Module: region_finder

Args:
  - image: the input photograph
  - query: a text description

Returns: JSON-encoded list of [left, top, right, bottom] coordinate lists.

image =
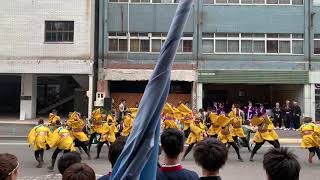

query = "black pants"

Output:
[[184, 128, 191, 139], [284, 115, 292, 129], [293, 116, 300, 129], [209, 134, 218, 138], [233, 136, 251, 151], [88, 132, 100, 151], [274, 118, 282, 128], [226, 142, 242, 160], [308, 147, 320, 159], [183, 143, 195, 159], [50, 148, 70, 167], [34, 149, 44, 161], [74, 139, 90, 158], [250, 140, 280, 159], [96, 141, 110, 158]]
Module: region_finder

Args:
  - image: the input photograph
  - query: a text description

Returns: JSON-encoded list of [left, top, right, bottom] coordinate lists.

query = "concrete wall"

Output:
[[0, 0, 93, 59]]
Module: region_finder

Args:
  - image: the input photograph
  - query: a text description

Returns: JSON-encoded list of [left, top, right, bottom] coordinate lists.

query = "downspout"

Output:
[[92, 0, 100, 115]]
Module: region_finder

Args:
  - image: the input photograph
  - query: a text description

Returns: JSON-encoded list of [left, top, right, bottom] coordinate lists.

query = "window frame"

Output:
[[203, 0, 303, 5], [44, 21, 74, 44], [315, 34, 320, 55]]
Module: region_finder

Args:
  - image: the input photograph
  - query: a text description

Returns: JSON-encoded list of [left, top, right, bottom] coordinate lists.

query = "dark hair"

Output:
[[38, 118, 44, 125], [193, 138, 227, 173], [58, 152, 82, 175], [62, 163, 95, 180], [160, 128, 184, 159], [263, 147, 300, 180], [0, 153, 18, 180], [108, 136, 127, 167]]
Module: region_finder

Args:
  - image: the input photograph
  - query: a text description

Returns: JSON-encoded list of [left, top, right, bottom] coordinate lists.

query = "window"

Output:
[[315, 34, 320, 55], [203, 0, 303, 4], [108, 32, 193, 53], [45, 21, 74, 43], [202, 33, 303, 54], [314, 0, 320, 5], [109, 0, 181, 3]]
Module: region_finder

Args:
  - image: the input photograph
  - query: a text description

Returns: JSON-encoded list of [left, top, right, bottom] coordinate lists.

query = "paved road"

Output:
[[0, 141, 319, 180]]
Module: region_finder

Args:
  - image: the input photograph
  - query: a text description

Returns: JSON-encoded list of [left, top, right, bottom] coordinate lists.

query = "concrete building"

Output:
[[98, 0, 320, 120], [0, 0, 95, 119]]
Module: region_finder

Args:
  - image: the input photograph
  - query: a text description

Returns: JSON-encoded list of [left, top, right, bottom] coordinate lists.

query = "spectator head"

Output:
[[275, 102, 280, 107], [108, 136, 127, 168], [38, 118, 44, 125], [0, 153, 19, 180], [58, 152, 82, 175], [303, 117, 312, 123], [62, 163, 95, 180], [121, 99, 126, 103], [263, 147, 300, 180], [213, 102, 218, 106], [193, 138, 228, 176], [161, 128, 184, 159], [248, 101, 252, 106], [52, 109, 58, 115], [293, 101, 298, 106], [286, 100, 290, 105]]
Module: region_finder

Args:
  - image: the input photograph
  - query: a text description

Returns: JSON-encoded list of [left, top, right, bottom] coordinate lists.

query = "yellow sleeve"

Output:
[[27, 127, 36, 145], [190, 123, 201, 135], [47, 129, 59, 148], [313, 124, 320, 136]]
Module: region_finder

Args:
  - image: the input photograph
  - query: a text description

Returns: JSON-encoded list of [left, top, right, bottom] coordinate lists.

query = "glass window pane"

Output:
[[69, 32, 74, 41], [292, 40, 303, 54], [130, 39, 139, 52], [215, 33, 227, 38], [293, 0, 303, 4], [279, 0, 290, 4], [141, 0, 150, 2], [109, 39, 118, 51], [267, 40, 278, 53], [279, 41, 290, 53], [253, 33, 265, 38], [203, 33, 214, 38], [152, 33, 162, 37], [228, 0, 239, 3], [267, 34, 278, 38], [267, 0, 278, 3], [241, 33, 253, 38], [152, 39, 161, 52], [202, 40, 214, 53], [119, 0, 128, 2], [315, 40, 320, 54], [228, 40, 239, 53], [293, 34, 304, 39], [216, 0, 227, 3], [253, 41, 265, 53], [314, 34, 320, 39], [152, 0, 161, 3], [228, 33, 239, 37], [183, 40, 193, 52], [109, 32, 117, 36], [177, 40, 183, 52], [241, 0, 253, 3], [140, 40, 150, 52], [241, 40, 252, 53], [253, 0, 264, 3], [216, 40, 227, 52], [203, 0, 215, 3], [174, 0, 180, 3], [109, 0, 118, 2], [119, 39, 128, 51], [279, 34, 290, 38]]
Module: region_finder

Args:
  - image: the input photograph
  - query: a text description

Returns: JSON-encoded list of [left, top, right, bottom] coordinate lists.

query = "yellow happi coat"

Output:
[[300, 123, 320, 149], [228, 111, 246, 138], [48, 113, 60, 131], [91, 109, 105, 134], [67, 117, 89, 142], [100, 121, 119, 143], [186, 122, 206, 145], [47, 127, 76, 151], [121, 115, 134, 137], [218, 124, 234, 144], [207, 113, 220, 136], [252, 116, 276, 143], [28, 125, 51, 151]]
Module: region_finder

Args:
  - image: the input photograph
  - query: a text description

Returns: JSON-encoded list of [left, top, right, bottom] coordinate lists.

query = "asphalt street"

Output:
[[0, 140, 319, 180]]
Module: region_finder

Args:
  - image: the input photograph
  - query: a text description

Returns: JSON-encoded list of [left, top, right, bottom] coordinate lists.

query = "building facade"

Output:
[[98, 0, 320, 120], [0, 0, 95, 119]]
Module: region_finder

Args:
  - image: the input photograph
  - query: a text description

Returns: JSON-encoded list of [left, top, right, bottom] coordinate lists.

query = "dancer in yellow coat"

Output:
[[249, 113, 280, 161], [121, 112, 134, 137], [207, 112, 220, 138], [67, 112, 91, 159], [27, 119, 51, 168], [182, 114, 206, 160], [88, 108, 106, 151], [96, 113, 119, 159], [162, 103, 180, 129], [228, 104, 251, 152], [178, 103, 193, 138], [216, 115, 243, 161], [47, 121, 76, 170], [48, 109, 60, 132], [299, 117, 320, 163]]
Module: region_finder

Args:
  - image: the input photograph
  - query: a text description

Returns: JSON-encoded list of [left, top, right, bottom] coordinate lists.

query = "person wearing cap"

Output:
[[88, 108, 107, 151], [121, 111, 134, 137], [67, 112, 91, 159], [47, 121, 76, 170], [216, 114, 243, 162], [228, 104, 251, 152], [299, 117, 320, 163], [48, 109, 61, 132], [249, 113, 280, 161], [96, 113, 119, 159], [27, 118, 51, 168], [182, 113, 207, 160]]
